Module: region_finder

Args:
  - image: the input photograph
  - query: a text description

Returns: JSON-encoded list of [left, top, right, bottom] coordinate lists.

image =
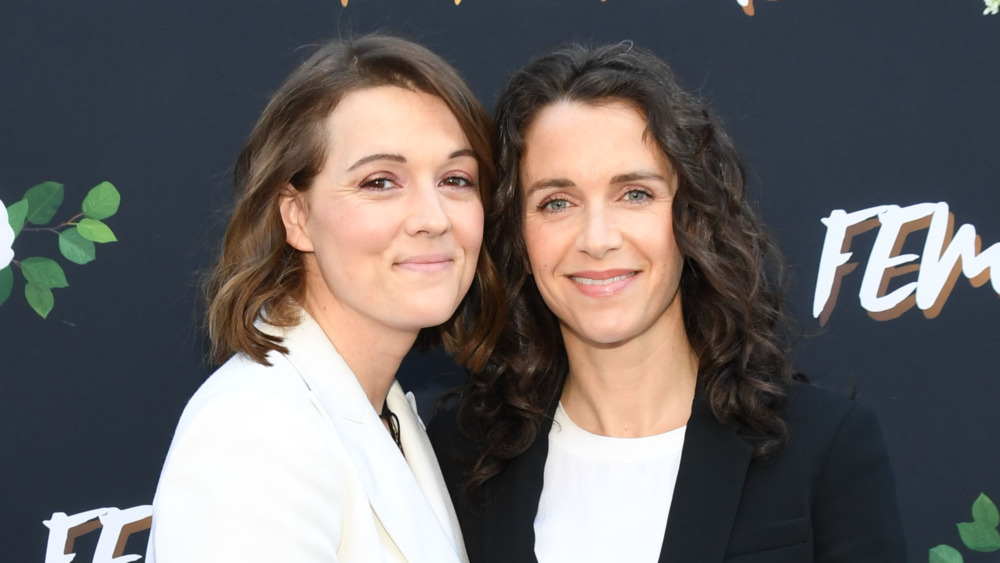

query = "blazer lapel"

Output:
[[277, 312, 462, 563], [387, 382, 469, 562], [659, 390, 754, 562], [481, 413, 555, 563], [471, 384, 751, 563]]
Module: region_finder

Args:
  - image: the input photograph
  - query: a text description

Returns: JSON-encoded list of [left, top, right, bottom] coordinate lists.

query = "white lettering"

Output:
[[858, 204, 932, 313], [814, 206, 887, 319], [814, 202, 1000, 323], [44, 505, 152, 563], [917, 202, 1000, 312]]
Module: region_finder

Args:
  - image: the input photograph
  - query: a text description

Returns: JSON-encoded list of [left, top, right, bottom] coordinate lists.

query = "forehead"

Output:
[[326, 85, 467, 147], [521, 100, 671, 180]]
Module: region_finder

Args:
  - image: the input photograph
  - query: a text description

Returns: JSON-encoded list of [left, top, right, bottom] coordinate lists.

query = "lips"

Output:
[[395, 254, 453, 272], [567, 269, 638, 296], [569, 272, 635, 285]]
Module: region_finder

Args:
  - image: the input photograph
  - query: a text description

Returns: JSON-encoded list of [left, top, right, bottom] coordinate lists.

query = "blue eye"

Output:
[[624, 190, 651, 203], [541, 199, 570, 212]]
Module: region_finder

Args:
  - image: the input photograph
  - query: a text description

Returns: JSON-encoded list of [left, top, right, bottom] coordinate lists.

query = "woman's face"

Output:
[[281, 85, 483, 339], [520, 100, 685, 349]]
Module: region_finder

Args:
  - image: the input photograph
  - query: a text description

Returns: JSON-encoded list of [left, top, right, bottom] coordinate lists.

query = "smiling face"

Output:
[[521, 100, 685, 349], [280, 85, 483, 342]]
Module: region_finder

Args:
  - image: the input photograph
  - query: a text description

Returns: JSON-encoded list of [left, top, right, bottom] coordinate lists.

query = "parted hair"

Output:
[[204, 34, 502, 367], [456, 41, 797, 499]]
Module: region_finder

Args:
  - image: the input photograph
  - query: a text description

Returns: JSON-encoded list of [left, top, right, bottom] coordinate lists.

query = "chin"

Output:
[[398, 300, 461, 330], [568, 323, 641, 347], [583, 335, 636, 348]]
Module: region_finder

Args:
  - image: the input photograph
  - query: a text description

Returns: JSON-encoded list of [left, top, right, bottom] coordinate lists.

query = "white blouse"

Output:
[[534, 402, 686, 563]]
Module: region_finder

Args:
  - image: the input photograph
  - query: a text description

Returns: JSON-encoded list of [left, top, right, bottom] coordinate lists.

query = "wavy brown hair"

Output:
[[456, 42, 797, 499], [204, 34, 502, 367]]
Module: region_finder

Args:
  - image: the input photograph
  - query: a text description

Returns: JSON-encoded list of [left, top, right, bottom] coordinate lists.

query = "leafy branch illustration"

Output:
[[0, 181, 121, 318], [930, 493, 1000, 562]]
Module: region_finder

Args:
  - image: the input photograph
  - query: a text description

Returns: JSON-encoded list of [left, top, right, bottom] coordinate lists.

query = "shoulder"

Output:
[[780, 381, 879, 443], [174, 357, 299, 427], [154, 351, 352, 513], [166, 352, 340, 467], [150, 354, 352, 561], [735, 382, 892, 503], [779, 381, 893, 475], [193, 350, 304, 399], [783, 381, 855, 417], [737, 383, 907, 560], [762, 381, 890, 480], [181, 352, 310, 419], [783, 384, 907, 559]]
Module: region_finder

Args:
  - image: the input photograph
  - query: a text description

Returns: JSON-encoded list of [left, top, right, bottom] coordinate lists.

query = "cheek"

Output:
[[646, 208, 682, 267], [453, 201, 485, 252], [657, 232, 685, 284], [664, 219, 684, 264], [522, 221, 549, 270], [315, 206, 391, 260]]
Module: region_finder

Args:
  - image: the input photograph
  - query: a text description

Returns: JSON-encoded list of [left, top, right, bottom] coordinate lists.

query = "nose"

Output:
[[404, 182, 452, 236], [575, 205, 623, 259]]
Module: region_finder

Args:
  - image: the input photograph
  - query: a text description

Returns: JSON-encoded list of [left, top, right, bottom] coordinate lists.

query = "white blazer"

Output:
[[146, 312, 468, 563]]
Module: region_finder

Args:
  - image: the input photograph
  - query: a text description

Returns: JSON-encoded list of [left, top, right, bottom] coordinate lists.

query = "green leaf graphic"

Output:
[[20, 257, 68, 289], [972, 493, 999, 528], [24, 181, 64, 225], [0, 266, 12, 306], [957, 521, 1000, 552], [77, 218, 117, 243], [82, 181, 120, 220], [25, 282, 54, 318], [929, 544, 964, 563], [7, 199, 28, 237], [58, 227, 96, 265]]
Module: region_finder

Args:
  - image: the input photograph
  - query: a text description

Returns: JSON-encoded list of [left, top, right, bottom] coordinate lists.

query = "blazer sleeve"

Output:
[[149, 388, 344, 562], [811, 402, 907, 562]]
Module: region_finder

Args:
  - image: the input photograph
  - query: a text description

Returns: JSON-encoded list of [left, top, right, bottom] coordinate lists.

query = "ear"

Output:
[[279, 185, 314, 252]]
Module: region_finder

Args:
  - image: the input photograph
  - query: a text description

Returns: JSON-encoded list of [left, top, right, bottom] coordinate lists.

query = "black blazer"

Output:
[[429, 383, 907, 562]]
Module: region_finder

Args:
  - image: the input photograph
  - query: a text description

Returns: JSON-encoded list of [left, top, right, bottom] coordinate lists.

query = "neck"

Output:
[[560, 323, 698, 438], [301, 291, 415, 415]]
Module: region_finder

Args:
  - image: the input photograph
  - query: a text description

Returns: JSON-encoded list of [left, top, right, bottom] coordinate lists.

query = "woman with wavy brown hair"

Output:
[[147, 35, 500, 562], [430, 42, 906, 562]]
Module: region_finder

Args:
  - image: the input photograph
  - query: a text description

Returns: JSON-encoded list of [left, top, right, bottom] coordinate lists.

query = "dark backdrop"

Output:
[[2, 1, 998, 561]]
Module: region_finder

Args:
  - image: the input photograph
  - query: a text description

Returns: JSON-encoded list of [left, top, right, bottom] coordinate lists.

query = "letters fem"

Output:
[[814, 202, 999, 324]]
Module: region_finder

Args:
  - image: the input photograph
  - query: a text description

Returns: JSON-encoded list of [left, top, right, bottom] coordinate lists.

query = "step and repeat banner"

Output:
[[2, 1, 997, 561]]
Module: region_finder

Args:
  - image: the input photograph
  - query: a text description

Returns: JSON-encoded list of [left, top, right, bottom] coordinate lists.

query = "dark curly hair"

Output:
[[455, 41, 797, 500]]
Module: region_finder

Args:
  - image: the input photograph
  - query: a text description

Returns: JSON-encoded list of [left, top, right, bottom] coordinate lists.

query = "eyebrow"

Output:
[[347, 153, 405, 172], [524, 171, 668, 197], [609, 171, 669, 184], [449, 148, 478, 160], [346, 149, 477, 172], [524, 178, 575, 198]]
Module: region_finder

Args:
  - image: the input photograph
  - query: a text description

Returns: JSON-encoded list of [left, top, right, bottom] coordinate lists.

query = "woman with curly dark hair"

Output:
[[429, 41, 906, 562]]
